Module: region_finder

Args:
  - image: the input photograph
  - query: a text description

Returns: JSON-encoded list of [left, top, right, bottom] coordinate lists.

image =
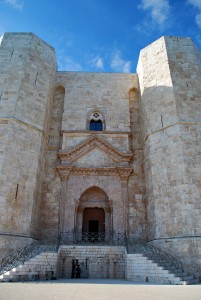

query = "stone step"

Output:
[[0, 251, 58, 282], [183, 275, 195, 280], [189, 278, 200, 284], [126, 253, 186, 285], [1, 246, 198, 285], [182, 277, 199, 285]]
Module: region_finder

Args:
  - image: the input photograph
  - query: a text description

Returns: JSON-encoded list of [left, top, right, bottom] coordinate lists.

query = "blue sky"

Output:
[[0, 0, 201, 73]]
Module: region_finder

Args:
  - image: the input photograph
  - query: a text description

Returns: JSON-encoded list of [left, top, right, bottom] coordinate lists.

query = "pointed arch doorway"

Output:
[[75, 186, 112, 239]]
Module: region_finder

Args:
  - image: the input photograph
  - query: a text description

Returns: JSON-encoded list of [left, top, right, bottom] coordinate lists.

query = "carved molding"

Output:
[[117, 167, 133, 182], [57, 165, 132, 181], [73, 167, 117, 176], [57, 166, 74, 181], [58, 135, 133, 163]]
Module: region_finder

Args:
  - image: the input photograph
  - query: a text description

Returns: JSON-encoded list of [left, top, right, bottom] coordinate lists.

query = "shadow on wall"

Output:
[[140, 85, 201, 277]]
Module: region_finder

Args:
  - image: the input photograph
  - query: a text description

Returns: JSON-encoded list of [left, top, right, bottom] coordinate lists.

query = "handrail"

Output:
[[127, 238, 184, 278], [59, 232, 126, 246], [0, 240, 57, 276], [1, 232, 185, 279], [0, 241, 39, 275]]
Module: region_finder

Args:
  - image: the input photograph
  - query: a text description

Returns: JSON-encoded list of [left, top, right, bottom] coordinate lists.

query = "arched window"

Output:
[[89, 119, 103, 131], [89, 111, 104, 131]]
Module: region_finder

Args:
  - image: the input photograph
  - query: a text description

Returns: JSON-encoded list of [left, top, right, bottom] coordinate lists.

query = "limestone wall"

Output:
[[150, 237, 201, 278], [56, 72, 136, 133], [0, 33, 57, 251], [0, 234, 35, 258], [39, 86, 65, 237], [39, 71, 145, 238], [58, 245, 125, 279], [128, 88, 146, 238], [56, 72, 145, 237], [137, 36, 201, 275]]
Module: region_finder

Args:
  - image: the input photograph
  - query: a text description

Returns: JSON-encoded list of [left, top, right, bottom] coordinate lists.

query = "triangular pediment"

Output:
[[58, 135, 133, 163], [75, 148, 116, 167]]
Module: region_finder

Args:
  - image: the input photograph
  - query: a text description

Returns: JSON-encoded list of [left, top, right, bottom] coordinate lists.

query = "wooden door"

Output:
[[82, 208, 105, 233]]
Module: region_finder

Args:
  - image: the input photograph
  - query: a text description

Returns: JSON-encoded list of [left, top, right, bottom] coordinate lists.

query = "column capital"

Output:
[[117, 167, 132, 183], [57, 166, 74, 181]]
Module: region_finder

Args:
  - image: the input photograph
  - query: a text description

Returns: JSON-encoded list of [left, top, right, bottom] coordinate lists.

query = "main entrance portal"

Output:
[[82, 207, 105, 233], [75, 186, 112, 237]]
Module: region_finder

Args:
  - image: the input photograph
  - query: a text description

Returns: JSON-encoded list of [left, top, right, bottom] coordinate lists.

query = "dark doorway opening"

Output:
[[82, 208, 105, 243], [82, 207, 105, 233], [88, 220, 99, 233]]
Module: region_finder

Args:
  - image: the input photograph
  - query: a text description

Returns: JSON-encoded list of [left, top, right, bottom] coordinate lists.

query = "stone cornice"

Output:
[[61, 130, 131, 135], [57, 165, 132, 179], [58, 135, 133, 163]]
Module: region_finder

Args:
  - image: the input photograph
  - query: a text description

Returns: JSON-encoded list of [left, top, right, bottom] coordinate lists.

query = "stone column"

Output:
[[117, 167, 132, 236], [76, 207, 83, 235], [57, 166, 74, 239]]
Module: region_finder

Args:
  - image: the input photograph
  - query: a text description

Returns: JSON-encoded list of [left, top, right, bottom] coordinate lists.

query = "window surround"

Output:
[[87, 109, 105, 131]]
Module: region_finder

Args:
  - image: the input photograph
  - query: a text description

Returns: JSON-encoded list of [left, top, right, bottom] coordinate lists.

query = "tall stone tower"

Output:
[[0, 33, 57, 255], [137, 36, 201, 274]]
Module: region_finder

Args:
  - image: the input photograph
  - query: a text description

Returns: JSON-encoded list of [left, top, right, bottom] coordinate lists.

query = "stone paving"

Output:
[[0, 279, 200, 300]]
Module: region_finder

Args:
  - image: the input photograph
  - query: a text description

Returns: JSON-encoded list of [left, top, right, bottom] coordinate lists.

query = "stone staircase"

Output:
[[0, 239, 199, 284], [125, 253, 198, 285], [126, 240, 199, 285], [0, 252, 58, 282], [0, 240, 57, 282]]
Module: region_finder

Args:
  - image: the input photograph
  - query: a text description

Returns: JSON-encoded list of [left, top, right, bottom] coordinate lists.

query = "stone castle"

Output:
[[0, 33, 200, 283]]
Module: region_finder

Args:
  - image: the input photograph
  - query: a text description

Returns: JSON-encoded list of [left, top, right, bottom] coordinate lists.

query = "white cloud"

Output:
[[4, 0, 24, 10], [110, 50, 131, 73], [196, 12, 201, 28], [188, 0, 201, 29], [90, 56, 104, 70], [188, 0, 201, 9], [139, 0, 170, 26], [135, 20, 153, 36], [58, 55, 82, 71]]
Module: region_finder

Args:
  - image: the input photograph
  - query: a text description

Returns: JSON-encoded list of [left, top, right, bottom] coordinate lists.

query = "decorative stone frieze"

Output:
[[58, 135, 133, 163], [57, 165, 133, 180]]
